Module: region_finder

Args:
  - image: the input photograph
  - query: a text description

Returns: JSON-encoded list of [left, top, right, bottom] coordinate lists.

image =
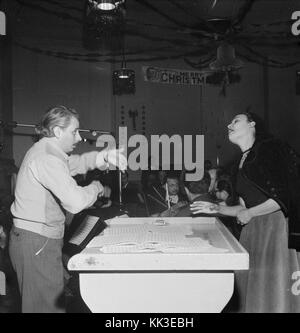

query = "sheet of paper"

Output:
[[99, 237, 228, 253], [69, 215, 99, 246], [86, 223, 228, 253], [87, 224, 192, 247]]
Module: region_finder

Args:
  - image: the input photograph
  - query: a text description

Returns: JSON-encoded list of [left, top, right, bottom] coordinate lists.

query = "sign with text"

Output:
[[142, 66, 209, 86], [291, 11, 300, 36]]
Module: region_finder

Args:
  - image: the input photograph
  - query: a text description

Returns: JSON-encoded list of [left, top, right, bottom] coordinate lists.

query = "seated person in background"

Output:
[[144, 171, 187, 216], [158, 170, 167, 187], [109, 170, 145, 216], [165, 173, 187, 206], [208, 168, 218, 193], [141, 171, 168, 216], [204, 159, 212, 171], [78, 168, 112, 188], [214, 179, 241, 239], [207, 165, 230, 194], [159, 171, 214, 217], [109, 171, 141, 204], [74, 169, 112, 209], [215, 179, 235, 206], [141, 170, 159, 191]]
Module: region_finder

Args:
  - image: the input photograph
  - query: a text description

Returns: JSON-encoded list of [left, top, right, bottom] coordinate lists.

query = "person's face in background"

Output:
[[147, 173, 157, 188], [56, 116, 82, 153], [167, 178, 179, 196], [158, 171, 167, 185], [227, 114, 255, 144], [204, 160, 212, 171], [215, 189, 229, 202]]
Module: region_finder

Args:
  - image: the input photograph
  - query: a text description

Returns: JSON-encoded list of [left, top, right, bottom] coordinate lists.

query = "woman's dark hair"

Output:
[[241, 108, 270, 141]]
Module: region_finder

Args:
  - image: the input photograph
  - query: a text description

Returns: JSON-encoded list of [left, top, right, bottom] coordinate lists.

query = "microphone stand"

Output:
[[0, 120, 111, 135], [0, 120, 112, 148], [116, 162, 129, 216]]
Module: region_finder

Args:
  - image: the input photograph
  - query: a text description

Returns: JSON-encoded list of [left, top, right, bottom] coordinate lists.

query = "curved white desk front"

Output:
[[68, 217, 249, 313]]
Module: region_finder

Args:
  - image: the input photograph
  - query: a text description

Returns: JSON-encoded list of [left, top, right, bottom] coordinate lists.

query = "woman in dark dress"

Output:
[[191, 111, 300, 313]]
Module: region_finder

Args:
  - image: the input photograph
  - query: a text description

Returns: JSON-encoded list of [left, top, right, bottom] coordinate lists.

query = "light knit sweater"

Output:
[[11, 137, 107, 239]]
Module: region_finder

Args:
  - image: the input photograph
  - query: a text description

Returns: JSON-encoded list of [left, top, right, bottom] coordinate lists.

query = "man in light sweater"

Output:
[[9, 105, 127, 313]]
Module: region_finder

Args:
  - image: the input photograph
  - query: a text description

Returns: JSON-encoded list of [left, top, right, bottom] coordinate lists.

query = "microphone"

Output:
[[0, 121, 19, 128]]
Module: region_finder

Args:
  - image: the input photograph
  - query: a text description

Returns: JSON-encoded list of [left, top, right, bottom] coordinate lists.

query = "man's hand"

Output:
[[97, 148, 127, 172], [91, 180, 104, 196]]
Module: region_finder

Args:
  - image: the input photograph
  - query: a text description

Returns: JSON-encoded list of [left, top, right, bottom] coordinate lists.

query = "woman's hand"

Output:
[[236, 208, 254, 225], [190, 201, 220, 214]]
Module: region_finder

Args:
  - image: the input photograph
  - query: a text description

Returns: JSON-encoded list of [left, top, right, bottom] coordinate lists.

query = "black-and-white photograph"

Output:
[[0, 0, 300, 317]]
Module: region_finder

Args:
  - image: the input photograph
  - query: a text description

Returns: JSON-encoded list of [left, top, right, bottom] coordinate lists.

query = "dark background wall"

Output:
[[11, 44, 300, 174], [0, 0, 299, 182]]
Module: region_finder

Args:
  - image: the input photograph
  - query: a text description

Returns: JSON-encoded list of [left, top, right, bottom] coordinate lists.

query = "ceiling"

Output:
[[3, 0, 300, 69]]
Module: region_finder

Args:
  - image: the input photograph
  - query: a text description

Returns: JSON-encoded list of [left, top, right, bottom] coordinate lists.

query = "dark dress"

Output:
[[234, 169, 300, 313]]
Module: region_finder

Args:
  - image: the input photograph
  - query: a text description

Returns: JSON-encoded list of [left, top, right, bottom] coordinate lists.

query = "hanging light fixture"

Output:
[[83, 0, 126, 51], [112, 48, 135, 95], [117, 53, 130, 79], [209, 42, 244, 71], [118, 68, 130, 79], [114, 43, 134, 79]]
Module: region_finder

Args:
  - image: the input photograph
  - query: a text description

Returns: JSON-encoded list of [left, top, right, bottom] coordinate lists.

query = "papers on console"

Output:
[[69, 215, 99, 246], [86, 223, 228, 253]]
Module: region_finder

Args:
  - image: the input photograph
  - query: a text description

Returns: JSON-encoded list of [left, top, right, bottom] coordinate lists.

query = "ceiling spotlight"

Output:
[[116, 48, 134, 79], [89, 0, 125, 11], [83, 0, 126, 51], [97, 0, 116, 10], [112, 67, 136, 95], [112, 53, 135, 95], [115, 62, 135, 79]]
